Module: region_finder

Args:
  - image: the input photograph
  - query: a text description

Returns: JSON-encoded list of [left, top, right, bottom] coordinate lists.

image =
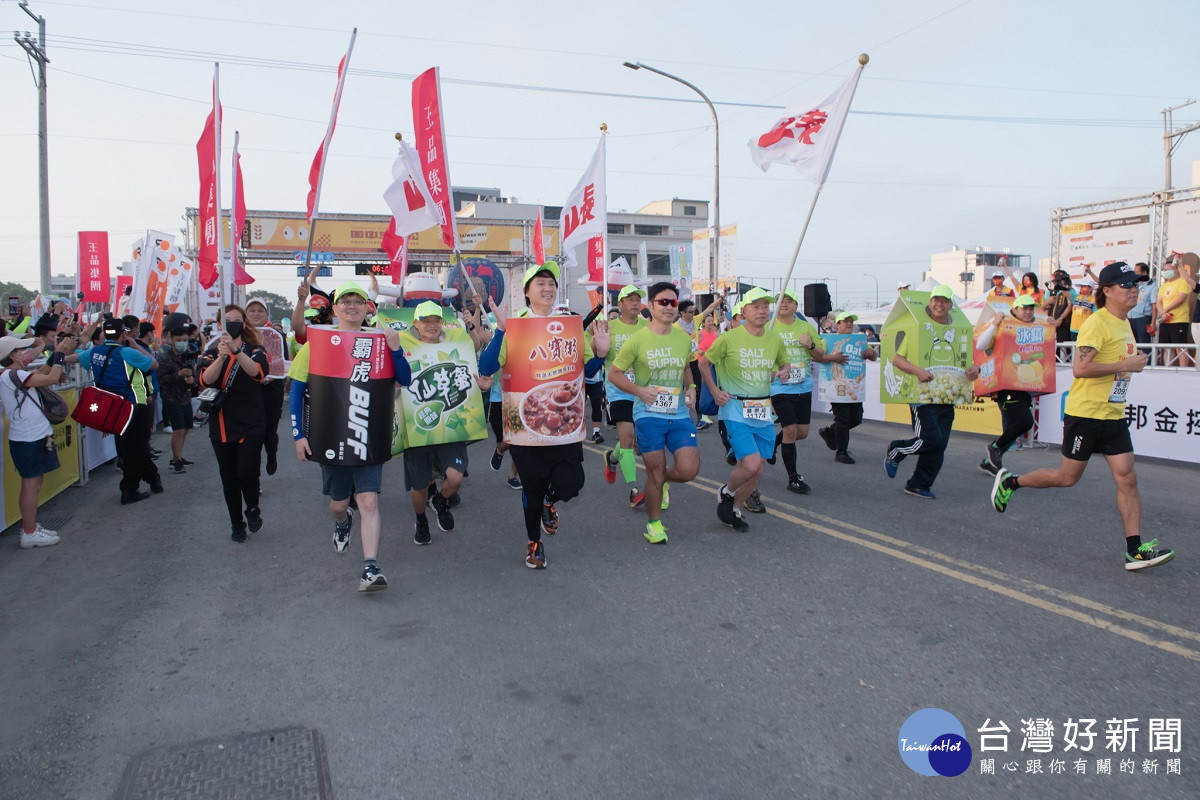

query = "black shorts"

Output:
[[770, 392, 812, 427], [609, 399, 634, 425], [162, 401, 194, 430], [1159, 322, 1192, 344], [403, 442, 469, 491], [1060, 414, 1133, 461]]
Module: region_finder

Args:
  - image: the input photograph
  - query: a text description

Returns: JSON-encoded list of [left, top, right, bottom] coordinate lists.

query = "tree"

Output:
[[244, 290, 292, 324], [0, 281, 37, 307]]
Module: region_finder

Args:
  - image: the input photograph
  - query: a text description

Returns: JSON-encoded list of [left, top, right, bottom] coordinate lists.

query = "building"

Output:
[[924, 246, 1035, 300]]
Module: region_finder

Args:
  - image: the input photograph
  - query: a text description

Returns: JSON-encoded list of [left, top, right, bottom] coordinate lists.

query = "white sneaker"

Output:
[[20, 528, 60, 549]]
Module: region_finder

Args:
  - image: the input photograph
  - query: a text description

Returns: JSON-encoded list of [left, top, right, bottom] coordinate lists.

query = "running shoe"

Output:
[[541, 503, 559, 536], [525, 540, 546, 569], [603, 450, 617, 484], [903, 485, 936, 500], [246, 506, 263, 534], [170, 459, 186, 474], [333, 508, 354, 553], [991, 468, 1014, 513], [984, 441, 1004, 473], [591, 430, 605, 444], [1124, 539, 1175, 571], [644, 520, 668, 544], [979, 457, 999, 477], [744, 490, 766, 513], [231, 523, 248, 543], [430, 492, 455, 532], [490, 449, 503, 471], [835, 450, 855, 464], [817, 426, 836, 451], [716, 486, 739, 527], [884, 443, 900, 479], [661, 482, 670, 510], [697, 417, 713, 431], [19, 527, 60, 549], [787, 475, 811, 495], [359, 563, 388, 591], [629, 488, 645, 509], [726, 509, 750, 532], [414, 513, 432, 545], [507, 476, 523, 490], [178, 457, 195, 466]]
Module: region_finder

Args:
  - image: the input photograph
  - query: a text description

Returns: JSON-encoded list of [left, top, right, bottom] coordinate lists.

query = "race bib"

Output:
[[741, 398, 771, 422], [1108, 374, 1130, 404], [783, 365, 807, 385], [647, 386, 680, 415]]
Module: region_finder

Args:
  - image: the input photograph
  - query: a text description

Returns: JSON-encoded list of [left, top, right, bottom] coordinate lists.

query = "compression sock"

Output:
[[781, 443, 797, 476], [618, 447, 637, 484]]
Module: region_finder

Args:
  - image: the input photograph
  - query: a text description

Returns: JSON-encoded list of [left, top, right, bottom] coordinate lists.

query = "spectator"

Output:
[[1156, 256, 1194, 367], [1070, 281, 1095, 340], [1044, 270, 1075, 360], [0, 334, 76, 548], [157, 323, 198, 473], [244, 297, 285, 475], [1127, 262, 1157, 352], [1016, 271, 1045, 304], [1183, 252, 1200, 353], [986, 271, 1015, 300]]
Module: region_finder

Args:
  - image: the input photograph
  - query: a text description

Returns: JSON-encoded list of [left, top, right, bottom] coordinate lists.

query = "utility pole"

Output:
[[15, 1, 51, 294], [1162, 99, 1199, 192]]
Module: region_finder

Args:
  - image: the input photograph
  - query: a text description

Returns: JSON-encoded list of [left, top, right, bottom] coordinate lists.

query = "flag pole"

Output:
[[770, 55, 867, 329], [303, 28, 357, 282], [600, 123, 609, 314], [230, 130, 241, 302], [213, 62, 224, 315]]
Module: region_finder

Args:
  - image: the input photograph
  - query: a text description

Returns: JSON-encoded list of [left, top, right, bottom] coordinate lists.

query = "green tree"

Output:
[[245, 290, 292, 324]]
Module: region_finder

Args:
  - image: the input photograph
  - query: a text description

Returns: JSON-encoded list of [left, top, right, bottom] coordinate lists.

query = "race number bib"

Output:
[[741, 398, 771, 422], [1108, 374, 1130, 404], [647, 386, 680, 415], [783, 365, 807, 385]]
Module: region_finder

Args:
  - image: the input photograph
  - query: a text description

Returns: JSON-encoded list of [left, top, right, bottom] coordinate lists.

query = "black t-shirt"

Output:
[[197, 345, 269, 443]]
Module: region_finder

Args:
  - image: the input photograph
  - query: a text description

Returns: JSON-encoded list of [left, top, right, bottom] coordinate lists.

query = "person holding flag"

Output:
[[608, 282, 700, 544], [600, 284, 648, 508], [698, 287, 792, 532]]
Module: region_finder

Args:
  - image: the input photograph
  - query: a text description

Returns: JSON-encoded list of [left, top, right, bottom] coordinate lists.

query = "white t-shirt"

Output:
[[0, 369, 53, 441]]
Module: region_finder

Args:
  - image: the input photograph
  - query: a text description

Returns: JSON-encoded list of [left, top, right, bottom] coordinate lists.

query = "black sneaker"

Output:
[[359, 563, 388, 592], [178, 457, 195, 466], [414, 514, 432, 545], [716, 486, 738, 526], [120, 490, 149, 505], [170, 459, 186, 474], [787, 475, 812, 495], [818, 426, 836, 451], [448, 491, 461, 508], [744, 490, 767, 513], [835, 450, 855, 464], [1124, 539, 1175, 571], [149, 480, 164, 495], [231, 523, 248, 543], [728, 509, 750, 532], [246, 506, 263, 533], [541, 503, 559, 536], [490, 449, 504, 471], [591, 430, 604, 444], [980, 441, 1003, 475], [430, 492, 455, 532], [266, 454, 278, 475], [333, 508, 353, 553]]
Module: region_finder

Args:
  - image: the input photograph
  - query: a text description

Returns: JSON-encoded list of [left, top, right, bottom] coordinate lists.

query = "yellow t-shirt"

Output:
[[1160, 277, 1192, 324], [1064, 307, 1136, 420]]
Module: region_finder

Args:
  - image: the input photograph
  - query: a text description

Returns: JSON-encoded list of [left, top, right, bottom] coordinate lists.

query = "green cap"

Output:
[[732, 300, 746, 317], [303, 308, 319, 319], [774, 288, 800, 303], [523, 260, 561, 290], [617, 284, 644, 301], [930, 285, 954, 299], [835, 311, 859, 323], [333, 281, 370, 303], [414, 300, 443, 319], [740, 286, 773, 306], [1013, 294, 1038, 308]]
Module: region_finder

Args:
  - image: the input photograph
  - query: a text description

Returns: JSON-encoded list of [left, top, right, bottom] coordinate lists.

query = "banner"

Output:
[[259, 325, 287, 379], [817, 333, 869, 403], [559, 134, 606, 254], [586, 236, 604, 282], [411, 67, 459, 250], [668, 243, 693, 301], [393, 327, 487, 452], [230, 141, 253, 285], [3, 390, 80, 528], [1057, 210, 1152, 282], [382, 139, 440, 241], [501, 316, 586, 445], [533, 209, 546, 265], [129, 232, 173, 335], [195, 82, 221, 291], [162, 246, 193, 315], [304, 326, 395, 466], [113, 276, 133, 315], [78, 231, 110, 302]]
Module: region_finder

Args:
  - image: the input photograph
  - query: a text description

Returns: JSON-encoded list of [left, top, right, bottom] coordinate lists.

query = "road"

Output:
[[2, 412, 1197, 799]]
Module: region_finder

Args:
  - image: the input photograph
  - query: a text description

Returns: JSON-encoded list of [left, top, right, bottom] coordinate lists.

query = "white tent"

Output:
[[839, 278, 985, 326]]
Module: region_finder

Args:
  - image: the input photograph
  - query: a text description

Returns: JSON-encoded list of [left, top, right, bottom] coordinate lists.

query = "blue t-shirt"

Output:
[[81, 342, 154, 404]]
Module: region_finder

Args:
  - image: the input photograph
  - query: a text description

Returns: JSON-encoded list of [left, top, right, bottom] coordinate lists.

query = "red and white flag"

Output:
[[382, 139, 440, 238], [231, 136, 254, 285], [380, 218, 409, 285], [559, 134, 606, 256], [195, 80, 221, 290], [533, 209, 546, 265], [411, 67, 459, 250], [747, 64, 864, 184], [307, 30, 357, 224], [77, 231, 110, 303]]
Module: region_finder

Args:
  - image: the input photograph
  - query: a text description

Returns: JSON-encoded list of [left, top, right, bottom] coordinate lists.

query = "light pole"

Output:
[[862, 273, 878, 307], [15, 1, 50, 294], [624, 61, 718, 299]]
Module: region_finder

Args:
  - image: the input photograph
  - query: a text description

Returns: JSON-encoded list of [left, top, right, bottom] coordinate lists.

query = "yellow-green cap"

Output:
[[333, 281, 370, 303], [1013, 294, 1038, 308], [732, 300, 746, 316], [774, 288, 800, 303], [930, 285, 954, 299], [835, 311, 859, 323], [414, 300, 443, 319], [523, 260, 561, 290], [741, 286, 773, 305], [303, 308, 319, 319], [617, 284, 644, 301]]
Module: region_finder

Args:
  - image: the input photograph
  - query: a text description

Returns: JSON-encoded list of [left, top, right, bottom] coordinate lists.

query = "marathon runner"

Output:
[[976, 294, 1040, 475], [608, 281, 700, 544], [601, 285, 648, 508]]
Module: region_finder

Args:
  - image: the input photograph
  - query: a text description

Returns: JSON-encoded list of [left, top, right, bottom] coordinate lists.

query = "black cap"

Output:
[[102, 317, 124, 337], [32, 313, 59, 334], [1097, 261, 1147, 286], [138, 321, 156, 339], [168, 323, 197, 337]]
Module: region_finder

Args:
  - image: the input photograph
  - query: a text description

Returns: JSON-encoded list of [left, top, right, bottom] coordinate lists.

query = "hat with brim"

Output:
[[102, 318, 125, 337], [414, 300, 443, 320], [897, 281, 911, 289], [168, 324, 198, 336], [1097, 261, 1147, 286], [834, 311, 859, 323], [333, 282, 370, 303], [523, 261, 561, 290], [774, 288, 800, 304], [740, 287, 773, 306], [1013, 295, 1038, 308], [617, 285, 643, 302], [930, 285, 954, 299], [303, 308, 319, 319], [245, 297, 269, 312], [0, 335, 36, 362]]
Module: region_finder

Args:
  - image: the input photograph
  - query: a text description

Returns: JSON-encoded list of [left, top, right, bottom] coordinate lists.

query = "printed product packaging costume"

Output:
[[501, 315, 586, 446], [879, 290, 974, 405], [302, 326, 395, 466], [817, 333, 869, 403]]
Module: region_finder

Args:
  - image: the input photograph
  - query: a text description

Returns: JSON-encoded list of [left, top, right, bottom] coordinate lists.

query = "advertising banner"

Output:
[[259, 326, 287, 379], [3, 390, 81, 528], [304, 327, 395, 466], [394, 329, 487, 452], [129, 232, 174, 335], [1057, 209, 1152, 282], [411, 67, 459, 250], [668, 243, 694, 302], [78, 232, 110, 303], [816, 333, 868, 403], [501, 316, 586, 446], [1165, 195, 1200, 256]]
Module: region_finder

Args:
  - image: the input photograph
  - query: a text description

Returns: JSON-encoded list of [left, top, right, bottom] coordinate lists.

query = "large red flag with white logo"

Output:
[[747, 64, 864, 184], [231, 138, 254, 285], [411, 67, 459, 250], [307, 30, 357, 224], [78, 231, 110, 302], [380, 219, 409, 285], [195, 85, 220, 290], [533, 210, 546, 265], [559, 134, 606, 255]]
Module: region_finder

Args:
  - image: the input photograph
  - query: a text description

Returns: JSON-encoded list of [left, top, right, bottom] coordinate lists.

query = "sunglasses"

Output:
[[653, 298, 678, 308], [1111, 281, 1139, 290]]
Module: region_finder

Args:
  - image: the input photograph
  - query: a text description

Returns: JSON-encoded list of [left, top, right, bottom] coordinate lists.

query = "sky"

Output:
[[2, 0, 1198, 308]]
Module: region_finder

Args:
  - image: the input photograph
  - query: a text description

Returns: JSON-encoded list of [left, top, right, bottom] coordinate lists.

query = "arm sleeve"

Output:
[[976, 325, 998, 352], [288, 378, 307, 441], [477, 329, 505, 375], [390, 348, 412, 386], [584, 356, 605, 379]]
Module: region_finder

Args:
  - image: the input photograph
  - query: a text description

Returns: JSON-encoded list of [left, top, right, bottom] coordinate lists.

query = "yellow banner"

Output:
[[882, 397, 1002, 437], [3, 389, 81, 528]]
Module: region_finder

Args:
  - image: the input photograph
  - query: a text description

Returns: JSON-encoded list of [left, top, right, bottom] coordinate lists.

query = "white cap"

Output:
[[896, 280, 911, 289]]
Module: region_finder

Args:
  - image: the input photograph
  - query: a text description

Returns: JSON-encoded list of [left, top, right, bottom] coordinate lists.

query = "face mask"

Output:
[[225, 321, 244, 339], [174, 341, 189, 353], [1162, 269, 1176, 280]]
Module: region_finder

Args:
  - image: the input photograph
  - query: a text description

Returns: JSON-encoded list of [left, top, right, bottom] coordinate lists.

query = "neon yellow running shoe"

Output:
[[661, 482, 670, 510], [644, 520, 668, 544]]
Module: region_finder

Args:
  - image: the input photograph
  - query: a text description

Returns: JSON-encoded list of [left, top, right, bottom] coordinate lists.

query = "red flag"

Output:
[[411, 67, 459, 250], [533, 210, 546, 265], [380, 218, 409, 285], [307, 32, 356, 224], [77, 231, 110, 303], [195, 100, 220, 290], [587, 236, 604, 282], [231, 144, 254, 285]]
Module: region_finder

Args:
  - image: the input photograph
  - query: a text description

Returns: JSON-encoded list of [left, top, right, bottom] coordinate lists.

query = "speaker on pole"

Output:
[[803, 283, 831, 320]]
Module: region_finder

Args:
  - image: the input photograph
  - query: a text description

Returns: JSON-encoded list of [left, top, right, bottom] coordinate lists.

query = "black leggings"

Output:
[[261, 380, 285, 460], [994, 391, 1033, 450], [510, 443, 585, 542], [688, 362, 704, 421], [585, 381, 604, 424], [116, 404, 159, 493], [211, 435, 263, 527]]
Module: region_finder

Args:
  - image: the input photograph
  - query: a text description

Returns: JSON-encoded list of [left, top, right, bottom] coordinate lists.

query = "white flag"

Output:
[[129, 231, 174, 319], [747, 65, 863, 184], [382, 140, 440, 237], [559, 134, 607, 256]]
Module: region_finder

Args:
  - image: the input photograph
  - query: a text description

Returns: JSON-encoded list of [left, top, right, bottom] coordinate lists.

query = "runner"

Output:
[[287, 282, 412, 592], [816, 311, 876, 463], [608, 282, 700, 544], [698, 287, 792, 532], [990, 262, 1175, 572], [477, 261, 609, 569], [600, 285, 648, 508], [767, 287, 840, 494], [976, 295, 1040, 475]]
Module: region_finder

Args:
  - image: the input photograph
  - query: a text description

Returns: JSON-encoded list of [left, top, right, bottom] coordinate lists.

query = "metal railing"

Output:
[[1053, 341, 1200, 370]]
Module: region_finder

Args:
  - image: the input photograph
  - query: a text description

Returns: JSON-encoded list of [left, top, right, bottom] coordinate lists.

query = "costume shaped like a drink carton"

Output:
[[879, 290, 974, 405], [971, 299, 1056, 398]]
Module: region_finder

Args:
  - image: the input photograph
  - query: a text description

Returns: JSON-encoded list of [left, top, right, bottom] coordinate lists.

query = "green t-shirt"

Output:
[[770, 316, 823, 395], [703, 326, 789, 427], [603, 316, 647, 402], [612, 325, 695, 421]]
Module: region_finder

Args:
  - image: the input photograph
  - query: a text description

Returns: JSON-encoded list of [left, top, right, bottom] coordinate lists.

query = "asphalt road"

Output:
[[2, 411, 1198, 800]]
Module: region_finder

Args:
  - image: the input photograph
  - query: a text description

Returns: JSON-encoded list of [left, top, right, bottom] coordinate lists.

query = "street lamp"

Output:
[[624, 61, 719, 298], [862, 273, 878, 307]]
